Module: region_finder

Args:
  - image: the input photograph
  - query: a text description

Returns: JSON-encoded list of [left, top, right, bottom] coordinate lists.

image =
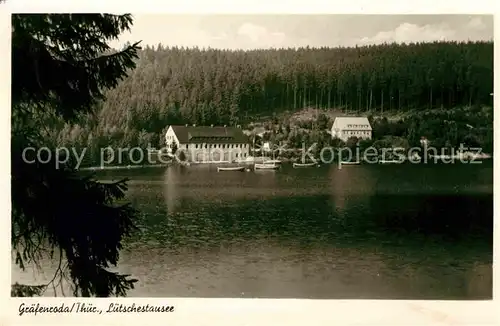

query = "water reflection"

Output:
[[329, 165, 377, 213], [12, 163, 493, 299], [164, 166, 181, 214]]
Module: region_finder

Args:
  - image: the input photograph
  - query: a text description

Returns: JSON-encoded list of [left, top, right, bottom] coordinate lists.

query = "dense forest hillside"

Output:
[[100, 41, 493, 127], [49, 41, 494, 166]]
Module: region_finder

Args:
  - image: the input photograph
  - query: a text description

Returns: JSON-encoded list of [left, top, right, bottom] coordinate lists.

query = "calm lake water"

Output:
[[13, 162, 493, 299]]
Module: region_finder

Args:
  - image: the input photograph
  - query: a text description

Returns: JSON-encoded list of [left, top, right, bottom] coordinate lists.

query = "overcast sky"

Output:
[[110, 14, 493, 50]]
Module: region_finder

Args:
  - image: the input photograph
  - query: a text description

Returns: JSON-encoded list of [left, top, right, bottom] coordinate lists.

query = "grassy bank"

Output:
[[242, 105, 493, 157]]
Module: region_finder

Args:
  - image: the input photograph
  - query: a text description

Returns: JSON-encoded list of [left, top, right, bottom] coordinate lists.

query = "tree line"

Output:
[[101, 41, 493, 127], [12, 14, 140, 297], [49, 40, 493, 165]]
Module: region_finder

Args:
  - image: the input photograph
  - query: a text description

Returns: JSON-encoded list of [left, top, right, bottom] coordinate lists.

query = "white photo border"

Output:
[[0, 1, 498, 325]]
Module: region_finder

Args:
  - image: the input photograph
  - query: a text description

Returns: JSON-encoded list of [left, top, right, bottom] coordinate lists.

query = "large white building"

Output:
[[330, 117, 373, 142], [165, 125, 251, 162]]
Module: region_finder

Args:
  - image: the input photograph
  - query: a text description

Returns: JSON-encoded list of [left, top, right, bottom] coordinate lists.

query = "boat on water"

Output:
[[466, 153, 492, 160], [340, 161, 361, 165], [263, 159, 282, 165], [234, 157, 255, 164], [430, 154, 453, 160], [378, 159, 404, 164], [292, 162, 318, 168], [217, 166, 246, 172], [453, 152, 491, 161], [254, 163, 280, 170], [253, 142, 281, 170]]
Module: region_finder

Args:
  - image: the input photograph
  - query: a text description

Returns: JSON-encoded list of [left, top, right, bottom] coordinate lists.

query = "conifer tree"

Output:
[[11, 14, 141, 297]]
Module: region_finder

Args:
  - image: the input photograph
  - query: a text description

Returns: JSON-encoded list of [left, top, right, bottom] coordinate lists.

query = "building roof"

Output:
[[169, 125, 250, 144], [331, 117, 372, 131]]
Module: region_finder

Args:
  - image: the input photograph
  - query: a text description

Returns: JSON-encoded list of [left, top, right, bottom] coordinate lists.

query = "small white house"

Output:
[[330, 117, 372, 142], [420, 136, 429, 147], [261, 142, 271, 152]]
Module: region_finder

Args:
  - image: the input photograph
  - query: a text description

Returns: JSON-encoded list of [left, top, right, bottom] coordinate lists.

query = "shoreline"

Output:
[[78, 163, 171, 171]]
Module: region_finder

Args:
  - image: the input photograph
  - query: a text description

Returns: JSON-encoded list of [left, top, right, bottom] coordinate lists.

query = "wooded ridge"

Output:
[[47, 41, 493, 165]]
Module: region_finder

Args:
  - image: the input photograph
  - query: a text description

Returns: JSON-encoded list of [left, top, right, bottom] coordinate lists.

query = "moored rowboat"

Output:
[[254, 163, 279, 170], [340, 161, 360, 165], [292, 162, 318, 168], [217, 166, 246, 172], [378, 159, 403, 164], [263, 159, 282, 165]]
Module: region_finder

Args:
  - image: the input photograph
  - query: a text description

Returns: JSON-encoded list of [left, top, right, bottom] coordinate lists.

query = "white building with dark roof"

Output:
[[330, 117, 372, 142], [165, 125, 250, 162]]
